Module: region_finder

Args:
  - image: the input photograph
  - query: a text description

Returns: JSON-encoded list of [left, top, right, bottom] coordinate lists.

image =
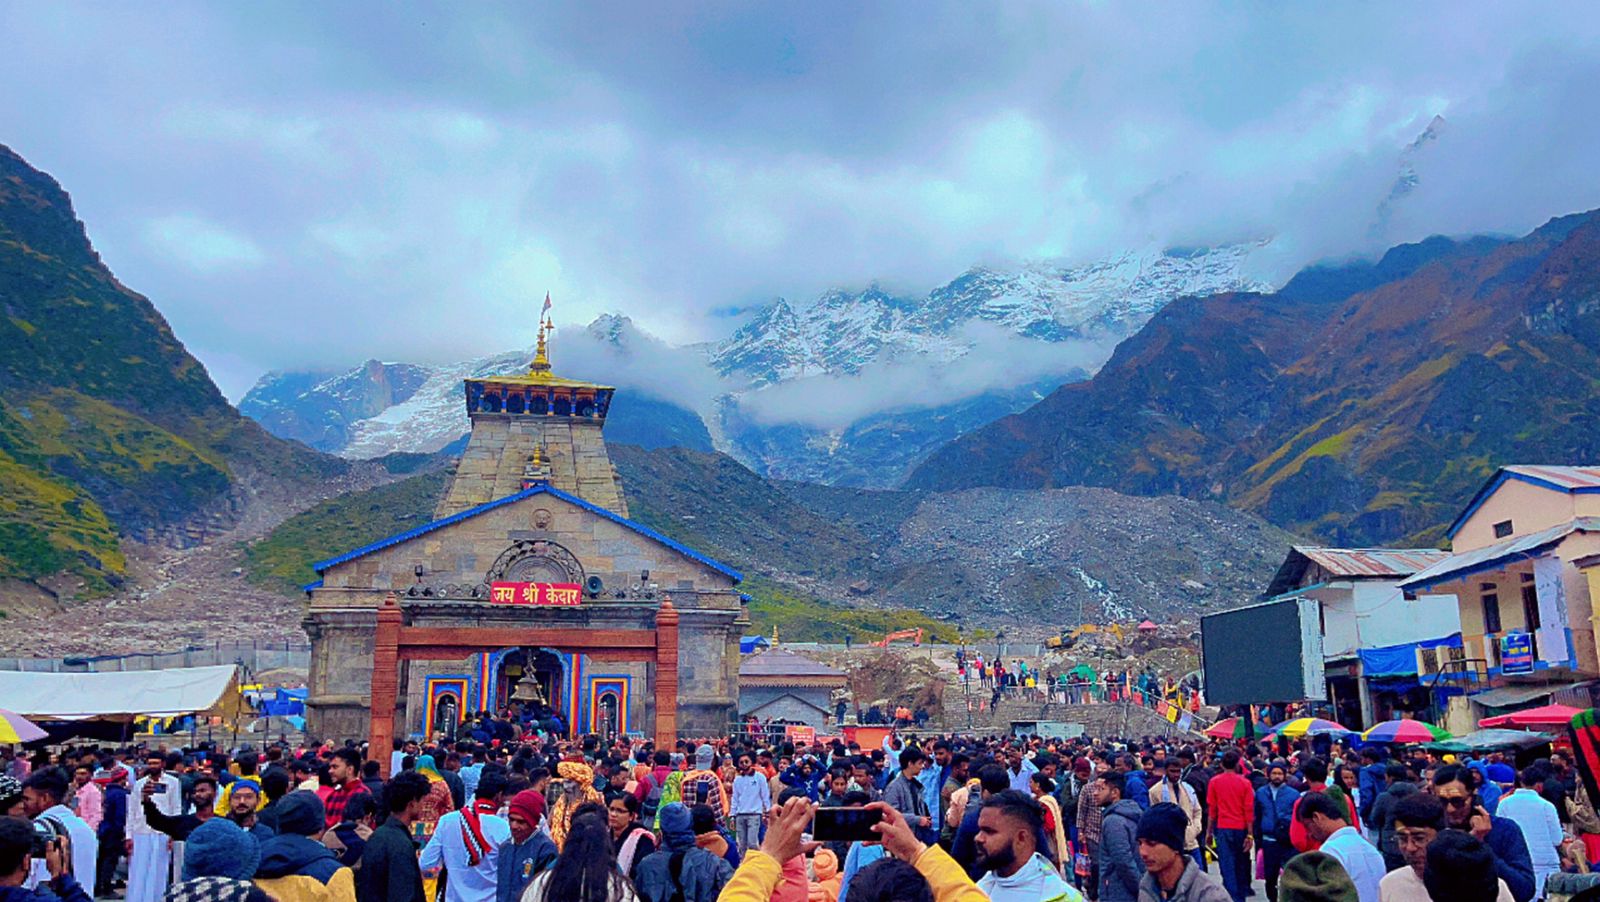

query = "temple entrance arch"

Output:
[[369, 594, 681, 776]]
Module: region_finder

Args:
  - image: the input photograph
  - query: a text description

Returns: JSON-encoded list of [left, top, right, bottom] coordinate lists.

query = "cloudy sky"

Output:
[[4, 2, 1600, 400]]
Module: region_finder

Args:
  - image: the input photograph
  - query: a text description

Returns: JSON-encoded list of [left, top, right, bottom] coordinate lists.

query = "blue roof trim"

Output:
[[302, 579, 324, 592], [1447, 470, 1600, 539], [311, 484, 743, 583]]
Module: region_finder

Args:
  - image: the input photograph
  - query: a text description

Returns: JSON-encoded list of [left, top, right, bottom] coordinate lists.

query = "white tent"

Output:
[[0, 664, 240, 721]]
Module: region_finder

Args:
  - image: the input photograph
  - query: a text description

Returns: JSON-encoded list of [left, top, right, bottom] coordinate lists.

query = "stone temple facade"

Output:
[[302, 317, 747, 754]]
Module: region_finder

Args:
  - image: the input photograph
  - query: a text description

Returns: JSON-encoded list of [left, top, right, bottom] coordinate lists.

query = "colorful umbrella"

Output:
[[1362, 720, 1451, 743], [0, 709, 46, 744], [1205, 716, 1273, 739], [1479, 703, 1585, 728], [1268, 717, 1352, 739]]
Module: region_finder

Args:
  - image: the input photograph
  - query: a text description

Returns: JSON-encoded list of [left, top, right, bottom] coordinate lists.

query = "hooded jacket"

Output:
[[634, 803, 734, 902], [1099, 799, 1145, 902], [254, 834, 355, 902], [255, 791, 356, 902]]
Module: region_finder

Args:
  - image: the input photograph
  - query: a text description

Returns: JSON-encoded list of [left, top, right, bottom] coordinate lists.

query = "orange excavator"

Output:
[[875, 628, 923, 648]]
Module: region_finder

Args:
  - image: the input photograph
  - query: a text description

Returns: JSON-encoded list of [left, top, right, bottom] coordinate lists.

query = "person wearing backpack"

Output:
[[636, 752, 672, 828], [633, 803, 733, 902]]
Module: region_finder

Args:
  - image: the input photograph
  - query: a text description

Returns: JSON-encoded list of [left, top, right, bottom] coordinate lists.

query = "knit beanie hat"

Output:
[[696, 744, 715, 770], [182, 818, 261, 880], [508, 789, 546, 827], [0, 775, 20, 812], [274, 790, 327, 837], [1277, 851, 1359, 902], [1135, 802, 1188, 854]]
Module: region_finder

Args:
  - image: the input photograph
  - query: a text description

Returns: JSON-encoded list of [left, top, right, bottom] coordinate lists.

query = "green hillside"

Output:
[[0, 143, 340, 598]]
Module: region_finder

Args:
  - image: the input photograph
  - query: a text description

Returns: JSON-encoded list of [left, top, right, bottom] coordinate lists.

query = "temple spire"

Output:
[[530, 292, 554, 374]]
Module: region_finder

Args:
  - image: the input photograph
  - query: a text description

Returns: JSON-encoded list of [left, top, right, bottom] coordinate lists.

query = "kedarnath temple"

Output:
[[302, 307, 747, 764]]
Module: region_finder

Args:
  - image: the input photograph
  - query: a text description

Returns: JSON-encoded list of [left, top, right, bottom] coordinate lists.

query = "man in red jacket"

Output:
[[1204, 750, 1253, 902]]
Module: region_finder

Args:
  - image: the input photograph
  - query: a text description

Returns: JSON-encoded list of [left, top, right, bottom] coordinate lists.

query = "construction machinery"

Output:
[[876, 628, 923, 648], [1046, 623, 1125, 649]]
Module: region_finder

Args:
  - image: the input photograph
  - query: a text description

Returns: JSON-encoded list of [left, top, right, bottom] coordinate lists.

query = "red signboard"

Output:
[[489, 582, 583, 606], [785, 725, 816, 745]]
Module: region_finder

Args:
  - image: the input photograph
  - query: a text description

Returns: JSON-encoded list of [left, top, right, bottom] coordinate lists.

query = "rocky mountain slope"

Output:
[[0, 143, 351, 604], [909, 211, 1600, 545], [241, 243, 1272, 486]]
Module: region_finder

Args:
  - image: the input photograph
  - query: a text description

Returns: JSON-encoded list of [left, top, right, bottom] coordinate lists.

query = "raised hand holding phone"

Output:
[[760, 797, 818, 863], [866, 801, 926, 862]]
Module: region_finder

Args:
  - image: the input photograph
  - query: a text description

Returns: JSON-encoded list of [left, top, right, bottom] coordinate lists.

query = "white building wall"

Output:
[[1350, 582, 1462, 648], [1321, 589, 1361, 659]]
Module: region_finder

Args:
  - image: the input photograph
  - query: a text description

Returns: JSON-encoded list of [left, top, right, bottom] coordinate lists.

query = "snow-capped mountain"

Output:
[[240, 241, 1275, 483], [710, 241, 1271, 385]]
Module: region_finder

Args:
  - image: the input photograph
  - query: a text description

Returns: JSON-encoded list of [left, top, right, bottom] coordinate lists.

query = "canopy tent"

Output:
[[1425, 729, 1557, 753], [1479, 703, 1585, 728], [0, 664, 242, 722], [1068, 664, 1098, 680]]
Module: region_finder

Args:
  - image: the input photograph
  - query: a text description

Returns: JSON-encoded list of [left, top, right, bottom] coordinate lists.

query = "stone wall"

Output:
[[439, 414, 628, 517]]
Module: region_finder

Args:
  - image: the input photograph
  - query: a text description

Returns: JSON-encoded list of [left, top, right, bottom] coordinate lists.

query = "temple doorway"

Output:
[[433, 694, 459, 740], [597, 691, 620, 737], [495, 648, 565, 715]]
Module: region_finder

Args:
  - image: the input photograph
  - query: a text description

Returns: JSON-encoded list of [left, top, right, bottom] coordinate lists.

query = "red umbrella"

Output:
[[1479, 703, 1585, 728]]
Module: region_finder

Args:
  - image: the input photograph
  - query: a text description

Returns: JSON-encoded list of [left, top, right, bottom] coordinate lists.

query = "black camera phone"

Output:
[[812, 806, 883, 843]]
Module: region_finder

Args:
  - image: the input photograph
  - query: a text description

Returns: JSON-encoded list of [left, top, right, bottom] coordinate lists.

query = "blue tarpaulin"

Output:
[[260, 688, 307, 717], [740, 636, 771, 654], [1359, 633, 1462, 678]]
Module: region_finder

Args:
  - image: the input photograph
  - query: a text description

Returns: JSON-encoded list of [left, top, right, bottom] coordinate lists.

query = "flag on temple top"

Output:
[[542, 292, 552, 315]]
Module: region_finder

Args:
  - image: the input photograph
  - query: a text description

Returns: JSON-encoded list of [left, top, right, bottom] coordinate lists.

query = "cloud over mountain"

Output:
[[3, 3, 1598, 397]]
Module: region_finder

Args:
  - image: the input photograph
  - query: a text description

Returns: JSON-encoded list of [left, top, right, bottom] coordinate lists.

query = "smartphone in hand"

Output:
[[812, 807, 883, 843]]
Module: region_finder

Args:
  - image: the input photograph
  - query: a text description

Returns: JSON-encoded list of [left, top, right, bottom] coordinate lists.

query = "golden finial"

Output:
[[530, 293, 554, 374], [531, 444, 543, 469], [771, 624, 780, 646]]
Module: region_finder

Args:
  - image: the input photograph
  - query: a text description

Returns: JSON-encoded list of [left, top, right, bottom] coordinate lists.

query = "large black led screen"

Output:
[[1201, 599, 1319, 705]]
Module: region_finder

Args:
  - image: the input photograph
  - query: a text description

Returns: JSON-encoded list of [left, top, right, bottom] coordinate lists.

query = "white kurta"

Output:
[[125, 773, 183, 902]]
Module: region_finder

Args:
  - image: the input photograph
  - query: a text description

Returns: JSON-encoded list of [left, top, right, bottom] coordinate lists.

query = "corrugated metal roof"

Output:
[[1467, 684, 1567, 708], [1262, 546, 1450, 598], [1295, 547, 1452, 578], [1447, 465, 1600, 539], [311, 484, 742, 582], [1399, 517, 1600, 591], [1504, 465, 1600, 489], [738, 648, 845, 681]]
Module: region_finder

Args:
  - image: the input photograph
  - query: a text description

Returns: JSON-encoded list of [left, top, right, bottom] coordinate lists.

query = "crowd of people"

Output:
[[0, 720, 1588, 902], [954, 652, 1203, 715]]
